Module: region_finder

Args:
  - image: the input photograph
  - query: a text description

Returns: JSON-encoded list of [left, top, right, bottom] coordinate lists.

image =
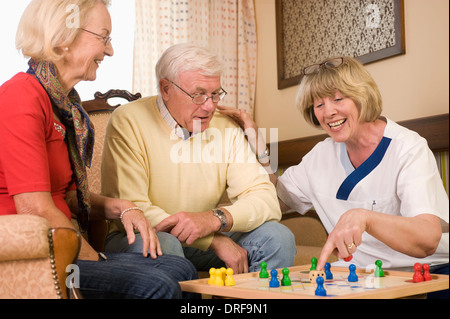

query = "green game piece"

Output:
[[375, 260, 384, 277], [259, 261, 269, 278], [310, 257, 317, 270], [281, 268, 291, 286]]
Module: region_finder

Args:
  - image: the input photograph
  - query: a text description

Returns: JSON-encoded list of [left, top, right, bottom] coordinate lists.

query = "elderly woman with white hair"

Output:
[[0, 0, 198, 299]]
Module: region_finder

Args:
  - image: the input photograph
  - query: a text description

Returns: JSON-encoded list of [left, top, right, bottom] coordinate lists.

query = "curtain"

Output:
[[133, 0, 257, 116]]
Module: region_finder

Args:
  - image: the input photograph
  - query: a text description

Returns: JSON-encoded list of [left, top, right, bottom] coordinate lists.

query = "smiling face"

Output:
[[161, 70, 222, 133], [313, 91, 361, 143], [56, 2, 113, 91]]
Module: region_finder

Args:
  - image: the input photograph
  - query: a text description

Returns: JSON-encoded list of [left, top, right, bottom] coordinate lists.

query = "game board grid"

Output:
[[230, 271, 402, 297]]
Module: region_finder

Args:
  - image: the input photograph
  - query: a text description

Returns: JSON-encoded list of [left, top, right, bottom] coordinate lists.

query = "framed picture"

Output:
[[276, 0, 405, 89]]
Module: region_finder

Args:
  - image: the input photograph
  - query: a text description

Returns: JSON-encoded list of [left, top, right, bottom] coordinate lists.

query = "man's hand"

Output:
[[210, 233, 248, 274], [155, 211, 219, 245]]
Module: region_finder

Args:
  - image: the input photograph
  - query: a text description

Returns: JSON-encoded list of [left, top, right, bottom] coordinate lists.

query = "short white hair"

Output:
[[155, 43, 224, 94]]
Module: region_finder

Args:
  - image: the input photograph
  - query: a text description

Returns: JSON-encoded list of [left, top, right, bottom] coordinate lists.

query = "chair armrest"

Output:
[[0, 215, 81, 299], [0, 215, 50, 261]]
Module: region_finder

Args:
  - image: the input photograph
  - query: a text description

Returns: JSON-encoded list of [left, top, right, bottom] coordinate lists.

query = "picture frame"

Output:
[[276, 0, 405, 89]]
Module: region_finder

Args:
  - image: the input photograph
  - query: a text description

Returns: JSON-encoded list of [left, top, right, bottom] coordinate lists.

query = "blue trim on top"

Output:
[[336, 136, 392, 200]]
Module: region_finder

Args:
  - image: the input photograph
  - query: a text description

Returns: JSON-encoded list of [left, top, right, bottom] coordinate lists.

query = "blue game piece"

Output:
[[315, 276, 327, 296], [269, 269, 280, 288], [324, 262, 333, 280], [348, 264, 358, 282]]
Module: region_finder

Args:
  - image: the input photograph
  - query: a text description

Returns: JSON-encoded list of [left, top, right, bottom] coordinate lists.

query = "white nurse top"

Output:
[[277, 118, 449, 270]]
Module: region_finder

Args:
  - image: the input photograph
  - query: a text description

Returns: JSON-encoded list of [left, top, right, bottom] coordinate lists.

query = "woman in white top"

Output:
[[219, 56, 448, 298]]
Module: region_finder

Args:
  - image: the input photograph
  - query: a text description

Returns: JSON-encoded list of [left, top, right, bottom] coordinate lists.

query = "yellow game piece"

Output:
[[208, 268, 216, 285], [225, 268, 235, 286], [214, 268, 224, 286], [220, 267, 227, 282]]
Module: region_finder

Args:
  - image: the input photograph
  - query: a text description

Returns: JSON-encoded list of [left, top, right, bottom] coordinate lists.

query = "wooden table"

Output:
[[180, 265, 449, 299]]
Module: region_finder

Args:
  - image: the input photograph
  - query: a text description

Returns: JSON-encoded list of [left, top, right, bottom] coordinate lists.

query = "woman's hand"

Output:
[[317, 208, 367, 270], [216, 105, 257, 131], [102, 197, 162, 259], [317, 208, 442, 270], [120, 205, 162, 259], [216, 106, 267, 158]]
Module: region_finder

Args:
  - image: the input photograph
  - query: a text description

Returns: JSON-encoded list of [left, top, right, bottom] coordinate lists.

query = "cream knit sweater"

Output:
[[101, 96, 281, 250]]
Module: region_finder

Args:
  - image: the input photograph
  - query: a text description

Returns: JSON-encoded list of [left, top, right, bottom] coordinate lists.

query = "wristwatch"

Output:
[[213, 209, 227, 232], [258, 147, 269, 159]]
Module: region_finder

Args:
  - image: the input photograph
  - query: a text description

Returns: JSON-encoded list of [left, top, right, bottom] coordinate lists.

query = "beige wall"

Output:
[[254, 0, 449, 142]]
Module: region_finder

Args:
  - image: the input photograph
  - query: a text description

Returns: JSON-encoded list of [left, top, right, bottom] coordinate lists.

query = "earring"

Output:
[[64, 47, 69, 51]]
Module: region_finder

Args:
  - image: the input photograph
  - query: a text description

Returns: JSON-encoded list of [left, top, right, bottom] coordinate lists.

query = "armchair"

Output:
[[0, 215, 80, 299]]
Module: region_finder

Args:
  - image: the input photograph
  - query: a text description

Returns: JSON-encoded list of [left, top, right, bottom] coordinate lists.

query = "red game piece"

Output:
[[422, 263, 432, 281], [412, 263, 424, 283], [344, 255, 353, 262]]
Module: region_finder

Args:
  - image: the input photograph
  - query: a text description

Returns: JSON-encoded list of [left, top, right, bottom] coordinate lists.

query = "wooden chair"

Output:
[[0, 215, 80, 299], [82, 89, 142, 251]]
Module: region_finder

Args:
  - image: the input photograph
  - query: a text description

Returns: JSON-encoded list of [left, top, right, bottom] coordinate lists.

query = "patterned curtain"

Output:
[[133, 0, 257, 116]]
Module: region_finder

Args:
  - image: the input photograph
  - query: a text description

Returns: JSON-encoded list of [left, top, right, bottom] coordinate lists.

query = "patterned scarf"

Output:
[[27, 59, 94, 232]]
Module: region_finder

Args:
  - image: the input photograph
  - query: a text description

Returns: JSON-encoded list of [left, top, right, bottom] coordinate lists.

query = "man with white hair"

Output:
[[101, 43, 296, 274]]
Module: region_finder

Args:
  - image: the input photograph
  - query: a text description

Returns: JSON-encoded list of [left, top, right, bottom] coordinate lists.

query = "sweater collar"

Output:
[[156, 96, 194, 140]]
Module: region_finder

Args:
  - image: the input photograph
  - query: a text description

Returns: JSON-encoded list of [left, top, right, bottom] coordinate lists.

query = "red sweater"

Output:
[[0, 73, 74, 219]]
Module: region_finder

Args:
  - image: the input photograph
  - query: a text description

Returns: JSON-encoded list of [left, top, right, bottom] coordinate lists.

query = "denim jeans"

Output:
[[106, 221, 297, 273], [76, 252, 199, 299]]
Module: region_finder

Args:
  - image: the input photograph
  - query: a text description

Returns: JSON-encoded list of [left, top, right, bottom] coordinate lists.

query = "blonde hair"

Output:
[[16, 0, 110, 62], [296, 56, 382, 128], [155, 43, 224, 94]]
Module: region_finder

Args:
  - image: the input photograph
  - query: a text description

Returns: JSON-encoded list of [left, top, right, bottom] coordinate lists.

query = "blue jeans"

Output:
[[106, 221, 297, 273], [76, 252, 199, 299]]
